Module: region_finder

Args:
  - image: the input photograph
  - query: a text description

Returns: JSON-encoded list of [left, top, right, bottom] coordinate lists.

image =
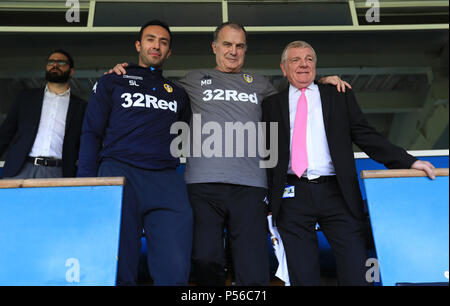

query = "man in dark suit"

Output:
[[262, 40, 436, 285], [0, 49, 87, 179]]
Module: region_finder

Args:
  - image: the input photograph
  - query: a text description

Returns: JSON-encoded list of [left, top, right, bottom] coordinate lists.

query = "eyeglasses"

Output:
[[47, 60, 69, 66]]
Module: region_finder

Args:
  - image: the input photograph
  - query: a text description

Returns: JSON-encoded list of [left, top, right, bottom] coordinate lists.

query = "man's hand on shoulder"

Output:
[[318, 75, 352, 93], [104, 62, 129, 75]]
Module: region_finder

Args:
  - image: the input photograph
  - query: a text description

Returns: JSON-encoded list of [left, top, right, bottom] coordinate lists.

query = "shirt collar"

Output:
[[289, 82, 317, 95], [45, 84, 71, 97]]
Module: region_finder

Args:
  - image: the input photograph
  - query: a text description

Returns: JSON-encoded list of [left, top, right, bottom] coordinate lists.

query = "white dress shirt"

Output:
[[29, 85, 70, 159], [287, 83, 335, 179]]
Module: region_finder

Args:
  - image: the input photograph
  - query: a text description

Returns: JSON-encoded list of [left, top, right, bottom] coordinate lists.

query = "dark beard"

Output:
[[45, 69, 71, 83]]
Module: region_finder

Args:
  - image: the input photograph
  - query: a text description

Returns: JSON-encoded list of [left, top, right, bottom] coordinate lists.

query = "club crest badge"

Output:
[[164, 83, 173, 93], [243, 74, 254, 84]]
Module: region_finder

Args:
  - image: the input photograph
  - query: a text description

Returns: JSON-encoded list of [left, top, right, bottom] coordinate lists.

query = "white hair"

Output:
[[281, 40, 317, 65]]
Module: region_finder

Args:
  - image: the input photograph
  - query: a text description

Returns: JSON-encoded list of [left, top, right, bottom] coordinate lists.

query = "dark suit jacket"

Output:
[[262, 84, 417, 223], [0, 87, 87, 178]]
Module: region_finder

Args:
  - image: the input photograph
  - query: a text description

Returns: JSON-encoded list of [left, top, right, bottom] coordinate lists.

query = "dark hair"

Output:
[[48, 49, 74, 68], [213, 21, 247, 43], [138, 19, 172, 48]]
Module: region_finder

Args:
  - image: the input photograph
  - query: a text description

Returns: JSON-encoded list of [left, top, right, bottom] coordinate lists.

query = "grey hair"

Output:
[[213, 21, 247, 43], [281, 41, 317, 64]]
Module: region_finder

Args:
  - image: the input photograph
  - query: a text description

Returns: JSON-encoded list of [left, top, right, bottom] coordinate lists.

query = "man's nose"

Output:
[[298, 59, 308, 67], [49, 64, 60, 71]]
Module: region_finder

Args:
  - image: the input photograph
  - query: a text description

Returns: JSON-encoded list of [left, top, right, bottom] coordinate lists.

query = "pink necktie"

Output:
[[291, 88, 308, 178]]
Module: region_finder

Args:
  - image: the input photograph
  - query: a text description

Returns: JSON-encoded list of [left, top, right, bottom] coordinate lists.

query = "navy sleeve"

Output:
[[179, 92, 192, 124], [77, 76, 113, 177]]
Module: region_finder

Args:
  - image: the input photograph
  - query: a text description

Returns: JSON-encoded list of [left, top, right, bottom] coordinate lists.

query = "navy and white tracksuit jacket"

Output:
[[77, 64, 193, 286]]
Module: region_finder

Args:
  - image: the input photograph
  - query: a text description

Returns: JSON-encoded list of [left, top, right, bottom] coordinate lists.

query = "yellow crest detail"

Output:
[[164, 84, 173, 93], [243, 74, 254, 83]]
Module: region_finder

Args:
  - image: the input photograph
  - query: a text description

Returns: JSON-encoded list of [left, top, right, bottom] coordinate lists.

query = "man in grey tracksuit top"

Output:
[[179, 66, 277, 286]]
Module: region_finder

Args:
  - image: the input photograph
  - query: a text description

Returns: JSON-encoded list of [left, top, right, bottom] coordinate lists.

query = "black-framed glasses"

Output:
[[47, 59, 69, 66]]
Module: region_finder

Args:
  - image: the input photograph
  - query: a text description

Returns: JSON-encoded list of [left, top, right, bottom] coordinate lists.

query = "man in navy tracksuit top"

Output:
[[77, 20, 193, 285]]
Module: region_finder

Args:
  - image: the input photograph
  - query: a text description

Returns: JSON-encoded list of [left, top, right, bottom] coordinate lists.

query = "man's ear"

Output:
[[280, 62, 287, 77], [135, 40, 141, 53], [211, 41, 217, 55], [69, 68, 75, 78]]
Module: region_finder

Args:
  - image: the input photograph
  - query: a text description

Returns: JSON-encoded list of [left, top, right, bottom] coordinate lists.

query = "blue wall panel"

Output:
[[363, 175, 449, 286], [0, 185, 123, 285]]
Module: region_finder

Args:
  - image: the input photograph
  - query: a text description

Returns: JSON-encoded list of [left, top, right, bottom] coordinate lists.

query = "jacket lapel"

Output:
[[31, 88, 46, 135], [65, 94, 77, 134], [318, 84, 332, 135]]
